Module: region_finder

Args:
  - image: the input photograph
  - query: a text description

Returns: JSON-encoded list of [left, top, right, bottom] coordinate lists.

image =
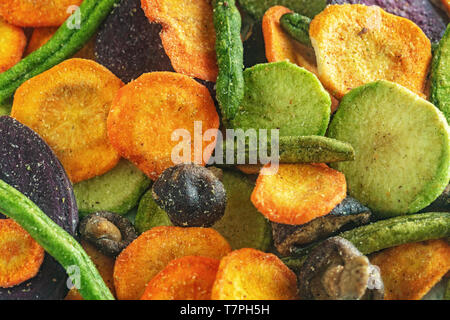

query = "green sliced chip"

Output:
[[431, 25, 450, 123], [74, 159, 151, 217], [328, 80, 450, 217], [238, 0, 326, 21], [135, 189, 172, 234], [230, 61, 331, 137], [213, 170, 272, 250]]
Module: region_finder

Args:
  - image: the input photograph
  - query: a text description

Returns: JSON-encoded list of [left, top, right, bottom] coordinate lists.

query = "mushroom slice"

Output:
[[298, 236, 384, 300], [79, 211, 138, 257], [273, 197, 372, 256]]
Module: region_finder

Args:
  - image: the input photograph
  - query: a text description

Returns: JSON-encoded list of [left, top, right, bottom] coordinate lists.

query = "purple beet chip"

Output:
[[328, 0, 448, 42], [0, 116, 78, 300], [95, 0, 174, 83]]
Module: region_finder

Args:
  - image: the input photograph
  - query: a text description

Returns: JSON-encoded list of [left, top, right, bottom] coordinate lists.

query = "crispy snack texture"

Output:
[[251, 163, 347, 225], [140, 256, 220, 300], [0, 219, 44, 288], [309, 4, 431, 99], [11, 58, 123, 183], [0, 0, 83, 27], [114, 226, 231, 300], [211, 248, 298, 300], [141, 0, 218, 81], [371, 240, 450, 300], [107, 72, 219, 180]]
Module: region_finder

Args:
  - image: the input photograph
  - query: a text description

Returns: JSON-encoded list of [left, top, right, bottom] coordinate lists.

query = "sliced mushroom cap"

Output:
[[79, 211, 138, 257], [298, 236, 384, 300]]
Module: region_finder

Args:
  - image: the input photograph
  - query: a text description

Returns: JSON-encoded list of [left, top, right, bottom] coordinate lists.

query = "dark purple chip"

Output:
[[95, 0, 174, 83], [0, 116, 78, 300], [328, 0, 449, 42]]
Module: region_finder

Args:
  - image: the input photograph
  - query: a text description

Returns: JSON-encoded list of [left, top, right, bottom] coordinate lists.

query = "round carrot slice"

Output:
[[0, 0, 83, 27], [11, 58, 123, 183], [251, 163, 347, 225], [140, 256, 220, 300], [0, 219, 44, 288], [114, 226, 231, 300], [107, 71, 219, 180], [141, 0, 218, 81], [211, 248, 298, 300], [0, 18, 26, 73]]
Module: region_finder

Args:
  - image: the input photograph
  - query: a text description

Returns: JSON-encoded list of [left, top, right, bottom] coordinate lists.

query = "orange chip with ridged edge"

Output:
[[262, 6, 339, 112], [114, 226, 231, 300], [251, 163, 347, 225], [0, 219, 44, 288], [370, 240, 450, 300], [11, 58, 123, 183], [107, 71, 219, 180], [141, 0, 218, 82], [0, 0, 83, 27], [211, 248, 298, 300], [0, 18, 26, 73], [140, 256, 220, 300]]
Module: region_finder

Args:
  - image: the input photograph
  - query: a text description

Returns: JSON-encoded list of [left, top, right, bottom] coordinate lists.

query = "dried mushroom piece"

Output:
[[79, 211, 138, 257], [298, 237, 384, 300], [273, 197, 372, 256], [152, 164, 227, 228]]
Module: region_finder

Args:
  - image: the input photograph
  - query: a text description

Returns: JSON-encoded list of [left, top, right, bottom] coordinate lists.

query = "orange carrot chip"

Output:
[[251, 163, 347, 225], [0, 0, 83, 27], [114, 226, 231, 300], [140, 256, 220, 300], [371, 240, 450, 300], [11, 58, 123, 183], [0, 219, 44, 288], [107, 71, 219, 180], [211, 248, 298, 300], [0, 18, 26, 73]]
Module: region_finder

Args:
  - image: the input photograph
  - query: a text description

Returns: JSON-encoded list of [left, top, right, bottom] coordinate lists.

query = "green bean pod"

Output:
[[0, 179, 114, 300], [0, 0, 120, 104], [213, 0, 245, 123], [280, 13, 312, 48]]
